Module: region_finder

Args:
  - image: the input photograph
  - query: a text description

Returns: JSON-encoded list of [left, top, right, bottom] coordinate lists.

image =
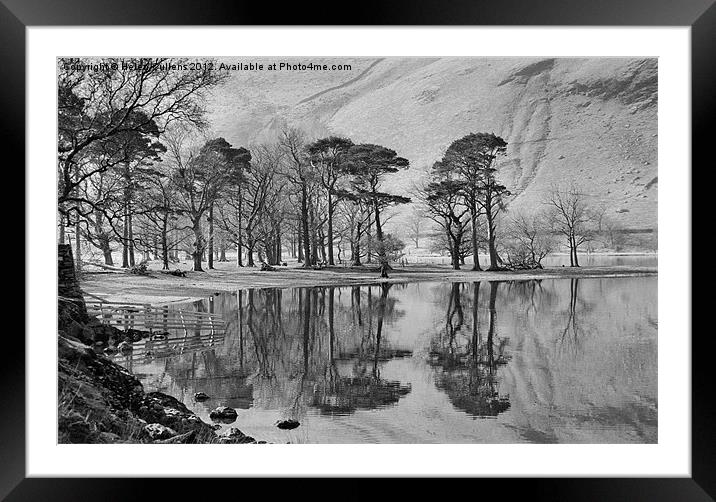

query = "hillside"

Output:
[[207, 57, 657, 230]]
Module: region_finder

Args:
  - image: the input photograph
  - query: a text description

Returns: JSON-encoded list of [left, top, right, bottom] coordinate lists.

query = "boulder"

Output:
[[217, 427, 255, 444], [194, 392, 210, 401], [275, 419, 300, 430], [209, 406, 238, 423], [144, 423, 177, 440]]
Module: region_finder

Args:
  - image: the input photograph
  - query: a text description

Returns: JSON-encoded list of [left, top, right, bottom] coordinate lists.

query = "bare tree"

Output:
[[593, 206, 626, 251], [58, 57, 227, 221], [503, 211, 555, 269], [335, 194, 373, 266], [545, 184, 596, 267], [278, 127, 315, 267], [407, 208, 424, 248]]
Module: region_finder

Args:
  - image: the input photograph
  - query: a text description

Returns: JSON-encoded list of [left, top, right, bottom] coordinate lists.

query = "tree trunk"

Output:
[[247, 242, 255, 266], [301, 185, 311, 267], [486, 207, 499, 271], [318, 227, 327, 264], [327, 194, 335, 265], [208, 204, 214, 270], [192, 219, 204, 271], [309, 208, 319, 265], [451, 232, 461, 270], [572, 235, 580, 267], [237, 188, 244, 267], [161, 219, 169, 270], [311, 233, 319, 265], [171, 228, 179, 261], [220, 240, 227, 262], [470, 206, 482, 271], [352, 222, 362, 266], [122, 205, 129, 268], [75, 216, 82, 274], [297, 230, 303, 263], [366, 220, 373, 264], [101, 239, 113, 266], [275, 227, 282, 264], [128, 212, 135, 267], [372, 198, 385, 262]]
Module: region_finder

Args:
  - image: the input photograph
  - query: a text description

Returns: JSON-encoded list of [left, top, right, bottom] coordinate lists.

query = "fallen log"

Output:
[[85, 261, 127, 273]]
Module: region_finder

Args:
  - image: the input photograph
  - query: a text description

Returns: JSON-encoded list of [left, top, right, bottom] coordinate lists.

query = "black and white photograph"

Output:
[[56, 56, 658, 445]]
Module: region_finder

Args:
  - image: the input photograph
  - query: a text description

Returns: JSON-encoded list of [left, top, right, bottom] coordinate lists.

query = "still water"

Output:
[[114, 277, 657, 443], [540, 254, 658, 268]]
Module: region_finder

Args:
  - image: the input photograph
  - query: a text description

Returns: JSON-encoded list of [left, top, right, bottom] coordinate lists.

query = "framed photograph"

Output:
[[8, 0, 710, 498]]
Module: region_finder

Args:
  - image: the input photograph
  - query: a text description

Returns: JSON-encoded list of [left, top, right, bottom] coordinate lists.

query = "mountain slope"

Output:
[[207, 57, 657, 230]]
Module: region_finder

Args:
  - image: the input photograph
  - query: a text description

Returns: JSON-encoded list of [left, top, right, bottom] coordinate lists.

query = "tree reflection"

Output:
[[556, 278, 589, 353], [429, 281, 511, 418], [311, 283, 412, 416], [503, 279, 546, 316], [124, 283, 415, 419]]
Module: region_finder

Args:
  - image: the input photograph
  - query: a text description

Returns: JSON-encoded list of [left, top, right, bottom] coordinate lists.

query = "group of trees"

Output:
[[416, 132, 612, 270], [58, 57, 228, 272], [416, 132, 510, 271], [58, 57, 620, 276], [57, 58, 414, 273]]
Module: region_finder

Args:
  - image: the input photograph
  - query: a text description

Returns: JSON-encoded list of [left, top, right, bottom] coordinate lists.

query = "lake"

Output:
[[112, 276, 657, 443], [404, 253, 658, 268]]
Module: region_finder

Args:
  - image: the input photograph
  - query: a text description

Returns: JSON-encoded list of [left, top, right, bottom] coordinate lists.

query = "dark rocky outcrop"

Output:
[[58, 335, 252, 444], [57, 246, 260, 444], [57, 245, 255, 443]]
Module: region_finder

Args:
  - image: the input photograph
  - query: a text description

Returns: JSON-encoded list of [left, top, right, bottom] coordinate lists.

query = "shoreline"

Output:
[[80, 261, 658, 305]]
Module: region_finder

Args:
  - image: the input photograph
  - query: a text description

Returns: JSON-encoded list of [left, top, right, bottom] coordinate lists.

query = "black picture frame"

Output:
[[6, 0, 710, 499]]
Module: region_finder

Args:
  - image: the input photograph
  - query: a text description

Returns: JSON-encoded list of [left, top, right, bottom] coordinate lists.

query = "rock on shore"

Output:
[[58, 335, 257, 444]]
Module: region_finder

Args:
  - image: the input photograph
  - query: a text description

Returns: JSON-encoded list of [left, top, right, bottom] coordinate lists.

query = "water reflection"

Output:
[[115, 276, 657, 443], [429, 282, 511, 418], [312, 284, 412, 416]]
